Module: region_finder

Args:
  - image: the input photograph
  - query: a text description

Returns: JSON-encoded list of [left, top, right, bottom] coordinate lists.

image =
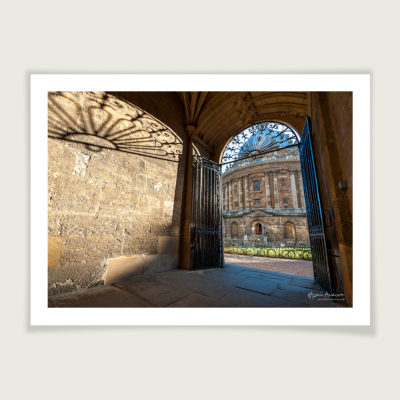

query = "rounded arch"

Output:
[[251, 220, 264, 236], [284, 221, 296, 242], [231, 221, 238, 237], [195, 92, 308, 156], [218, 120, 300, 165], [48, 91, 188, 162]]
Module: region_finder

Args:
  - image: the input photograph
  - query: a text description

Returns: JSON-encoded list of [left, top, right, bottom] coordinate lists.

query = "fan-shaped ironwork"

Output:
[[221, 121, 300, 166]]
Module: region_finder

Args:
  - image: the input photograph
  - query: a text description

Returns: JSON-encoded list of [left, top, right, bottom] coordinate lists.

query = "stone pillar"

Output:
[[295, 170, 304, 208], [178, 129, 194, 270], [268, 171, 275, 209], [244, 176, 250, 209], [239, 177, 243, 210], [290, 170, 299, 208], [273, 171, 280, 209], [228, 180, 231, 211], [264, 172, 271, 208]]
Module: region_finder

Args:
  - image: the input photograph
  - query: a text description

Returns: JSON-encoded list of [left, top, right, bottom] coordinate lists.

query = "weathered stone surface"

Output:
[[234, 277, 278, 295], [48, 237, 63, 268], [49, 286, 151, 307], [48, 264, 342, 308], [114, 276, 191, 307], [220, 287, 290, 307], [167, 293, 228, 308], [48, 92, 184, 294], [153, 271, 233, 299]]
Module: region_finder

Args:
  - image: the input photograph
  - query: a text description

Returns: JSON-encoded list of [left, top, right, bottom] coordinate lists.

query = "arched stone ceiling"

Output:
[[176, 92, 309, 160]]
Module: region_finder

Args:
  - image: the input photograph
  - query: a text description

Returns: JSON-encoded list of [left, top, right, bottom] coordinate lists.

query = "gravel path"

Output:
[[224, 254, 314, 278]]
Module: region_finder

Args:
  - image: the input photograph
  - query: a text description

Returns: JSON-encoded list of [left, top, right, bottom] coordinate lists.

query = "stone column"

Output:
[[268, 171, 275, 209], [273, 171, 280, 209], [244, 176, 250, 209], [239, 177, 243, 210], [295, 170, 304, 208], [290, 170, 299, 208], [178, 128, 194, 270], [228, 180, 232, 211], [264, 172, 271, 208]]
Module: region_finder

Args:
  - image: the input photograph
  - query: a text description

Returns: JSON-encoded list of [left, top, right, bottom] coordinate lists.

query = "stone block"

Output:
[[49, 286, 151, 307], [48, 237, 63, 268], [114, 276, 190, 307], [103, 255, 146, 284], [157, 236, 179, 255]]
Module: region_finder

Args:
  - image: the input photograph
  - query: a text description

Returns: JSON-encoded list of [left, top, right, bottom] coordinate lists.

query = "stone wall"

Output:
[[48, 92, 184, 295], [223, 212, 309, 245]]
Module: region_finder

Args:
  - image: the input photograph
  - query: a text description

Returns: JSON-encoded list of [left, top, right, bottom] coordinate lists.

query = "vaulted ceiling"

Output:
[[176, 91, 309, 159], [112, 91, 309, 161]]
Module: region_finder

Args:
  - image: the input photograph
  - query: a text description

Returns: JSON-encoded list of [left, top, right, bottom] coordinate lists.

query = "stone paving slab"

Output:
[[48, 285, 151, 307], [48, 264, 343, 308], [234, 277, 279, 295], [194, 269, 249, 286], [114, 276, 191, 307], [220, 287, 290, 308], [153, 271, 233, 300], [167, 293, 228, 307]]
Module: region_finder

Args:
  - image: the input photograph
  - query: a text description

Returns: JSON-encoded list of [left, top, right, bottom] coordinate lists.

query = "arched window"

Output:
[[231, 222, 238, 237], [284, 222, 296, 242]]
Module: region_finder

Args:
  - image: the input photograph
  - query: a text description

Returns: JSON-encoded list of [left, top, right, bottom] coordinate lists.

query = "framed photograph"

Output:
[[31, 74, 370, 325]]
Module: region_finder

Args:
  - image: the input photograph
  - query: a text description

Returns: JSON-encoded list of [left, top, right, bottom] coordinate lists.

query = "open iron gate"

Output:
[[190, 118, 332, 290], [299, 117, 333, 293], [190, 155, 223, 269]]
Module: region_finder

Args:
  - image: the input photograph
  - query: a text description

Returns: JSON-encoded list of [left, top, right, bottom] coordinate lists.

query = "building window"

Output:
[[233, 185, 238, 195], [283, 199, 289, 208], [234, 201, 239, 209], [253, 180, 260, 191], [254, 199, 261, 206]]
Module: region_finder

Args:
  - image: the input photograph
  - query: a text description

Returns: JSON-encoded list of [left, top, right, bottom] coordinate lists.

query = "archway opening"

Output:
[[221, 121, 313, 278]]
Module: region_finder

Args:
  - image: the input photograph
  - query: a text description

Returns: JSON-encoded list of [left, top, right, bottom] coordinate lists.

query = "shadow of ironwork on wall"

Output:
[[48, 91, 185, 162]]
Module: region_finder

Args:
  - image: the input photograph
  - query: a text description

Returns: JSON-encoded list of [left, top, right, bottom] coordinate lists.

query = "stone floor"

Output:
[[49, 264, 343, 308], [224, 254, 314, 277]]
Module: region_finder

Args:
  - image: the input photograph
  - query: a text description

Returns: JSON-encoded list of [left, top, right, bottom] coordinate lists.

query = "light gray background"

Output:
[[0, 1, 397, 399]]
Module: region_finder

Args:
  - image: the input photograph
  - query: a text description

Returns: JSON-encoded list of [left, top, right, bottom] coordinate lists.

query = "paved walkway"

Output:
[[49, 264, 343, 308], [224, 254, 314, 277]]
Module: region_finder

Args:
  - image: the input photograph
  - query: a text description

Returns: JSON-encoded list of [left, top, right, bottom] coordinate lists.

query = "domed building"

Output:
[[222, 141, 310, 246]]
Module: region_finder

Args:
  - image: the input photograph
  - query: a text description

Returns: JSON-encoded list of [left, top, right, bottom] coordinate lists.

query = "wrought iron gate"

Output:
[[190, 155, 223, 269], [299, 117, 332, 292]]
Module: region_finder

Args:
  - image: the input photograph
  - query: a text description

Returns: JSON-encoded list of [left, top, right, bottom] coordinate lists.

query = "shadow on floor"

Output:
[[48, 264, 344, 308]]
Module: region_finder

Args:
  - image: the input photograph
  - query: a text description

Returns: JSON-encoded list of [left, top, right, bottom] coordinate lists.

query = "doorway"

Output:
[[216, 119, 332, 291]]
